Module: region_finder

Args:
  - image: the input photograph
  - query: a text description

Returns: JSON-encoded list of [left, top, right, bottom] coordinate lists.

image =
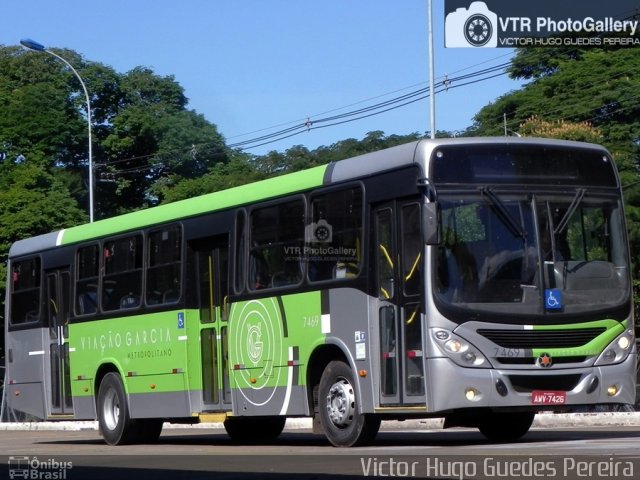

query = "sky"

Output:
[[1, 0, 522, 155]]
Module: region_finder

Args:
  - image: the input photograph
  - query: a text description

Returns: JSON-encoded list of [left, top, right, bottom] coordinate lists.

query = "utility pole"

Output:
[[428, 0, 436, 139]]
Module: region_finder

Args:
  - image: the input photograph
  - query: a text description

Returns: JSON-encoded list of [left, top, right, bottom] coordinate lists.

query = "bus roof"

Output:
[[8, 137, 610, 258]]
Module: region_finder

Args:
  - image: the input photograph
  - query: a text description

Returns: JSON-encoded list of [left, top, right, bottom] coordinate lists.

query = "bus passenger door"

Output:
[[374, 200, 426, 406], [45, 268, 73, 416], [195, 237, 232, 412]]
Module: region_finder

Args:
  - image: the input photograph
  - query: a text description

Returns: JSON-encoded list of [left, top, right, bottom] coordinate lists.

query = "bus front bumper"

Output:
[[427, 352, 637, 412]]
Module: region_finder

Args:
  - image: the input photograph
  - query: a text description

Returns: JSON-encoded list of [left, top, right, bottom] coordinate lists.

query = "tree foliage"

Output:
[[518, 116, 603, 143]]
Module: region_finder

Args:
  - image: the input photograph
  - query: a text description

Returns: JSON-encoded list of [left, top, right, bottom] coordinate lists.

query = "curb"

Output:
[[0, 412, 637, 432]]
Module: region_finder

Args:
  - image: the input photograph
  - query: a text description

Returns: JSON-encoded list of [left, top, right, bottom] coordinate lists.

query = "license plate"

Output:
[[531, 390, 567, 405]]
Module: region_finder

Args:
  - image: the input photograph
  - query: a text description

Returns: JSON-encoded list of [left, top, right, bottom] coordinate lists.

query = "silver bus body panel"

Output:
[[5, 328, 49, 419]]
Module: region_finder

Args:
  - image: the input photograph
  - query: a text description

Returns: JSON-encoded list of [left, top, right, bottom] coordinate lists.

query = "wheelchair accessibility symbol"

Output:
[[545, 289, 563, 310]]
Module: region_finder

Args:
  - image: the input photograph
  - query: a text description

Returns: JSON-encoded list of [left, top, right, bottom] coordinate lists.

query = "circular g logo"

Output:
[[247, 324, 263, 363]]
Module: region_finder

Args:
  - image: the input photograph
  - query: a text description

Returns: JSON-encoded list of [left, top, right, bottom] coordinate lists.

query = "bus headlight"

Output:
[[432, 329, 489, 368], [595, 329, 634, 366]]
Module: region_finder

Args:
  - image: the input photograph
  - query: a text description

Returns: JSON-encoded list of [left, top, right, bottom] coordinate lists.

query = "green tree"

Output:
[[518, 116, 603, 143], [0, 162, 86, 317]]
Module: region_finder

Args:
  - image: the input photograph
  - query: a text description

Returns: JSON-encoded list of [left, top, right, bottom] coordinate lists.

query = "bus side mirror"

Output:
[[423, 202, 440, 245]]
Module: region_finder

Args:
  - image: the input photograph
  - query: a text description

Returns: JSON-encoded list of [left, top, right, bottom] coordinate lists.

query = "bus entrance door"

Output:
[[374, 200, 426, 407], [195, 238, 232, 412], [45, 268, 73, 417]]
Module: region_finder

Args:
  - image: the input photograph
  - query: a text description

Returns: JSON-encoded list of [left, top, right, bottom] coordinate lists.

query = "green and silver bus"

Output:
[[4, 138, 636, 447]]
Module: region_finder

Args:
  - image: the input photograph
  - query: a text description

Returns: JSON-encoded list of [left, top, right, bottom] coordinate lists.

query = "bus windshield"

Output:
[[435, 191, 629, 317]]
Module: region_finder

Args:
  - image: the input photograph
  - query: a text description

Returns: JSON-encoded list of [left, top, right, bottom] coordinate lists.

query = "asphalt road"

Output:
[[1, 425, 639, 479]]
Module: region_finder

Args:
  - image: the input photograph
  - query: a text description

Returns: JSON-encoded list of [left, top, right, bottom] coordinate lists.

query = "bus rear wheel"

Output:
[[97, 372, 139, 445], [477, 411, 535, 442], [318, 360, 381, 447], [224, 416, 286, 442]]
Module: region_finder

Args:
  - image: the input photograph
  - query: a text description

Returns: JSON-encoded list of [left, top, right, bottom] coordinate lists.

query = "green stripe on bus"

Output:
[[60, 165, 328, 245], [531, 319, 625, 358]]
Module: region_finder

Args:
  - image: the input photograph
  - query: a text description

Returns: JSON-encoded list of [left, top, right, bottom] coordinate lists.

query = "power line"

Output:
[[101, 58, 515, 172]]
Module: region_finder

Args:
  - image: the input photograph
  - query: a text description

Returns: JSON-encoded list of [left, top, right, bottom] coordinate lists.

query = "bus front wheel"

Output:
[[97, 372, 139, 445], [318, 360, 381, 447]]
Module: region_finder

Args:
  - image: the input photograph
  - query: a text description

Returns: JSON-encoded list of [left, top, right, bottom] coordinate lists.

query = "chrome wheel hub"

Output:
[[102, 388, 120, 431], [326, 378, 355, 427]]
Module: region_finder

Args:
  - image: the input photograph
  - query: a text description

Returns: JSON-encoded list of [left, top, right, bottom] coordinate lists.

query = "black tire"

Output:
[[478, 411, 535, 442], [224, 416, 286, 442], [318, 360, 381, 447], [97, 372, 139, 445]]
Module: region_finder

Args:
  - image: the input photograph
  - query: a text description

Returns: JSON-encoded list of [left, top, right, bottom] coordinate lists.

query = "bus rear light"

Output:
[[407, 350, 423, 359]]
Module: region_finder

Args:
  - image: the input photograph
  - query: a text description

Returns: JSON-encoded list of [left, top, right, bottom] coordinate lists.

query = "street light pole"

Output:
[[427, 0, 436, 139], [20, 38, 95, 223]]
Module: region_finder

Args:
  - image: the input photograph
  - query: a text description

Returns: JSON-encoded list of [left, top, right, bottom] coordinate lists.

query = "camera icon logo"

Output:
[[306, 219, 333, 243], [445, 1, 498, 48]]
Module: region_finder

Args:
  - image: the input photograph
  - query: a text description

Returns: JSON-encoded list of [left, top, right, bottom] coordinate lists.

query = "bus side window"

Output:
[[146, 225, 182, 306], [250, 199, 304, 290], [10, 257, 42, 324], [102, 234, 143, 311], [308, 186, 363, 282], [76, 245, 99, 315]]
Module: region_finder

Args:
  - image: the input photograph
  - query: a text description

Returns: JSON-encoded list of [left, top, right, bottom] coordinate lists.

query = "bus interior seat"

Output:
[[162, 289, 179, 303], [120, 294, 140, 309], [78, 291, 98, 314]]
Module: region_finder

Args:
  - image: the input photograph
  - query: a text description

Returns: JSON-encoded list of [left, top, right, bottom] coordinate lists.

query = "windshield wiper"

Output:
[[554, 188, 585, 235], [479, 187, 526, 239]]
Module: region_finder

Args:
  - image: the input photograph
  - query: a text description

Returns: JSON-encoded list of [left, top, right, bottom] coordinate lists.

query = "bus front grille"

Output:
[[477, 328, 606, 349]]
